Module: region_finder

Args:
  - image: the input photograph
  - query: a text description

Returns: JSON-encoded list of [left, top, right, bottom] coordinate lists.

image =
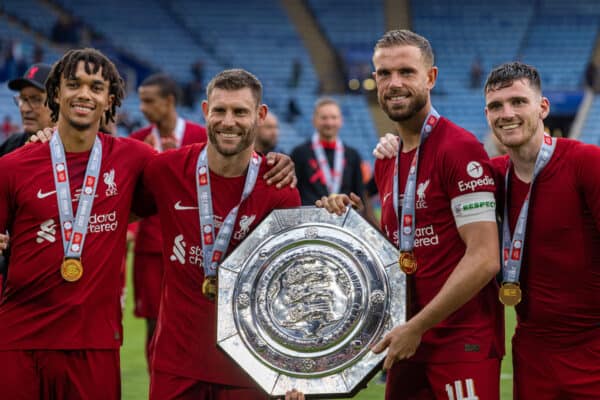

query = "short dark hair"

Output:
[[484, 61, 542, 94], [46, 48, 125, 123], [139, 73, 181, 104], [374, 29, 434, 67], [206, 69, 262, 106]]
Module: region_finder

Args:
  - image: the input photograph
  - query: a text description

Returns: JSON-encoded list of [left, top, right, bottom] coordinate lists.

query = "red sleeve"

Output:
[[277, 187, 301, 208], [180, 122, 207, 146], [440, 137, 496, 199], [130, 126, 152, 142], [574, 143, 600, 232]]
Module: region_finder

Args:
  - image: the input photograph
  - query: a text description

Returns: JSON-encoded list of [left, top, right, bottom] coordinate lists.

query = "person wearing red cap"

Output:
[[1, 63, 53, 156]]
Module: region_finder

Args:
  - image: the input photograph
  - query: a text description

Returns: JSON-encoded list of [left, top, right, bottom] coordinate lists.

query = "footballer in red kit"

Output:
[[485, 62, 600, 399], [142, 143, 299, 395], [375, 117, 503, 364], [0, 49, 155, 399], [129, 73, 208, 367], [137, 69, 302, 400], [131, 122, 205, 316], [325, 30, 503, 399]]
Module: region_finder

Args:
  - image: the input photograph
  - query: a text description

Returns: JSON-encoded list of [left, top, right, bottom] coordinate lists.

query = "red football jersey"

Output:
[[0, 134, 154, 350], [130, 120, 207, 255], [492, 138, 600, 342], [375, 117, 503, 363], [142, 143, 301, 386]]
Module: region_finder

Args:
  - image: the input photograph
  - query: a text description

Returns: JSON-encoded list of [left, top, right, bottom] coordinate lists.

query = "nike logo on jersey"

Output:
[[174, 201, 198, 211], [37, 189, 56, 199]]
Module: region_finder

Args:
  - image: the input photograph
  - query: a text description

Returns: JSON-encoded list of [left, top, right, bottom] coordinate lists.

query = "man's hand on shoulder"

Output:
[[26, 127, 55, 145], [264, 152, 297, 189]]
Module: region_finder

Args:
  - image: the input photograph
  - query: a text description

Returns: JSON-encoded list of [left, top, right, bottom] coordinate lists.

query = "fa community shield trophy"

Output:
[[217, 207, 406, 397]]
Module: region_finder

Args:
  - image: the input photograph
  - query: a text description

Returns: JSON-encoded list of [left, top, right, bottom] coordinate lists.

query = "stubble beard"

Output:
[[208, 122, 257, 157], [380, 91, 428, 123]]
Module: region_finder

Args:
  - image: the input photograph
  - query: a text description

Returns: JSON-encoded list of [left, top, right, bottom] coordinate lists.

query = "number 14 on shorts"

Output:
[[445, 378, 479, 400]]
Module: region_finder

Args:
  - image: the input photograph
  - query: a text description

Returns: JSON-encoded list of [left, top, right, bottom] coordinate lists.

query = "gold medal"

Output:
[[61, 258, 83, 282], [499, 282, 522, 306], [399, 251, 417, 274], [202, 276, 218, 301]]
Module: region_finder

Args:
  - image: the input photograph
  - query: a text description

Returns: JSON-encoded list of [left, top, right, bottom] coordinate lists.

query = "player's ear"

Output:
[[201, 100, 209, 119], [257, 104, 268, 122]]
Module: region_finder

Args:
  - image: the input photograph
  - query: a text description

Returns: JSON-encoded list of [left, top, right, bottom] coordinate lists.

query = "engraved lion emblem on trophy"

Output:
[[270, 257, 350, 337]]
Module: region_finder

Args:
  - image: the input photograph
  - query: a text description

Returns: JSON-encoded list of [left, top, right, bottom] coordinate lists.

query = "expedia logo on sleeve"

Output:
[[458, 175, 495, 192]]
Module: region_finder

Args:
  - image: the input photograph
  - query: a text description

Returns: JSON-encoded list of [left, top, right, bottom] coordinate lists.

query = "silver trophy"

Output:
[[217, 207, 406, 397]]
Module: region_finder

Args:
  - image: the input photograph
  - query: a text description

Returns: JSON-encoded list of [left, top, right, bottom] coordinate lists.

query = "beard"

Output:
[[208, 121, 257, 156], [379, 90, 428, 122]]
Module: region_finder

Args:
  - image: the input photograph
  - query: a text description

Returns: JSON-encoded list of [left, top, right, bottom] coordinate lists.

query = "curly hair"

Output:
[[45, 48, 125, 123]]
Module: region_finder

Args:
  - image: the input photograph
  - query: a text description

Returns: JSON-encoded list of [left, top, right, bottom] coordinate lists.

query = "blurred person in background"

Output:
[[129, 72, 207, 369], [254, 110, 280, 154], [1, 63, 53, 156]]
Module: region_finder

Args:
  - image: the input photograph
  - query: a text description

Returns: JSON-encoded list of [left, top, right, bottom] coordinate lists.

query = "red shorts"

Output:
[[0, 349, 120, 400], [385, 358, 500, 400], [133, 253, 164, 318], [150, 369, 267, 400], [513, 329, 600, 399]]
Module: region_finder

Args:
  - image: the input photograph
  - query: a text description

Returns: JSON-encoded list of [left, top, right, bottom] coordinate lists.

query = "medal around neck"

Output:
[[217, 206, 405, 397], [399, 251, 417, 274], [499, 282, 522, 306], [61, 258, 83, 282], [202, 276, 218, 301]]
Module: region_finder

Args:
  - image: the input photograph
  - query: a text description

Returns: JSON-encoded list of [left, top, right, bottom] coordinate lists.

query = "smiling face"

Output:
[[56, 61, 113, 132], [372, 45, 437, 123], [484, 79, 549, 149], [202, 87, 266, 157]]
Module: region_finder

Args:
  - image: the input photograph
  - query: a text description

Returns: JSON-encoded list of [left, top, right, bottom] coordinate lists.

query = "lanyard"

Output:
[[50, 133, 102, 259], [393, 108, 440, 251], [502, 134, 556, 282], [150, 117, 185, 152], [196, 147, 261, 277], [311, 133, 344, 194]]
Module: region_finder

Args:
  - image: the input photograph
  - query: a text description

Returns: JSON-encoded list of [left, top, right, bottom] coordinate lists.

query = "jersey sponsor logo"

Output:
[[174, 201, 198, 211], [88, 211, 118, 233], [169, 234, 186, 264], [453, 200, 496, 215], [457, 175, 495, 192], [416, 179, 430, 209], [445, 378, 479, 400], [36, 219, 57, 243], [233, 214, 256, 240], [103, 169, 118, 197], [386, 223, 439, 248], [466, 161, 484, 178], [37, 189, 56, 199], [414, 224, 439, 247]]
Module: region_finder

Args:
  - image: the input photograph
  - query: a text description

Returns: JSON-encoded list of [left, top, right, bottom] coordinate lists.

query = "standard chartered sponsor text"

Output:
[[88, 211, 118, 233]]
